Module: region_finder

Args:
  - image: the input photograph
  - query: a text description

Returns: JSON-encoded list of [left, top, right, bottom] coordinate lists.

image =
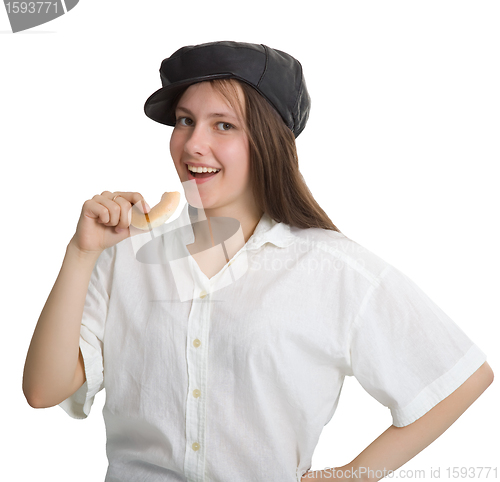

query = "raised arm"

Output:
[[22, 191, 148, 408], [22, 242, 101, 408]]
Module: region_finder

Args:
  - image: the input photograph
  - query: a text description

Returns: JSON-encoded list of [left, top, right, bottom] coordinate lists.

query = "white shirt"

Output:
[[60, 201, 487, 482]]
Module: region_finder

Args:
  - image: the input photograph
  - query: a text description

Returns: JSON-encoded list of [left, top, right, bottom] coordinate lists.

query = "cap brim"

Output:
[[144, 73, 236, 126]]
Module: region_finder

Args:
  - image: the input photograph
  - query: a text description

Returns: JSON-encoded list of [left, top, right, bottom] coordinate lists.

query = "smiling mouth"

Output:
[[187, 165, 221, 179]]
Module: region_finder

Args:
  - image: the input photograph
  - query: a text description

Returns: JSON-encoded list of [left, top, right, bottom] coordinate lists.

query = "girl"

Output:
[[23, 41, 493, 482]]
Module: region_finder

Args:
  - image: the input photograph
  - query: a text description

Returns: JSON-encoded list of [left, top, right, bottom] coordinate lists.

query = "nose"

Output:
[[184, 123, 210, 158]]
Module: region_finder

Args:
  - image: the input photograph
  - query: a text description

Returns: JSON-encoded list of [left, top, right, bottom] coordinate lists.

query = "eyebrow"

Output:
[[175, 106, 239, 120]]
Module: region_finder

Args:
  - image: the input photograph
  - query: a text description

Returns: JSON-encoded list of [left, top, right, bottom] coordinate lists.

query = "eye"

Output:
[[216, 122, 234, 131], [176, 117, 193, 127]]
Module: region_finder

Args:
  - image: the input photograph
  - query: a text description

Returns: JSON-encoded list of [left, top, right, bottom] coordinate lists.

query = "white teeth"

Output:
[[188, 165, 220, 173]]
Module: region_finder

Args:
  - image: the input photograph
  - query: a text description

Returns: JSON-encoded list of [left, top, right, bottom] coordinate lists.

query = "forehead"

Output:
[[175, 81, 245, 118]]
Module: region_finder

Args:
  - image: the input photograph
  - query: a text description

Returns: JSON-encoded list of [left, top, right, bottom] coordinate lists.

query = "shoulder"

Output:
[[287, 225, 393, 287]]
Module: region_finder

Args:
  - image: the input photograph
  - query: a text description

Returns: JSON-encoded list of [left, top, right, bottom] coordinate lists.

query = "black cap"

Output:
[[144, 41, 311, 138]]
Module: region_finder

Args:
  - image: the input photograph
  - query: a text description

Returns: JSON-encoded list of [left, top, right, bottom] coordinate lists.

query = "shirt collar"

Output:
[[245, 211, 294, 251], [174, 202, 294, 250]]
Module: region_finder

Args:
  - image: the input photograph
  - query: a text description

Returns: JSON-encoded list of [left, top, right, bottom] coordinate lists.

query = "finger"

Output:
[[83, 199, 112, 224], [92, 194, 121, 226], [109, 192, 151, 213], [112, 195, 134, 230]]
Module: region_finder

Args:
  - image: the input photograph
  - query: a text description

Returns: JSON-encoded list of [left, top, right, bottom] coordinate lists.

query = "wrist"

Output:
[[66, 238, 102, 264]]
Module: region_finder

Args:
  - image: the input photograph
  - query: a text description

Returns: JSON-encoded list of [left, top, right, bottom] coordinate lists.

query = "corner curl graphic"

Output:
[[4, 0, 79, 33]]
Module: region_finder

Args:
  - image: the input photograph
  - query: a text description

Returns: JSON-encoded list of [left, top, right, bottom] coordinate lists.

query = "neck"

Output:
[[189, 204, 263, 245]]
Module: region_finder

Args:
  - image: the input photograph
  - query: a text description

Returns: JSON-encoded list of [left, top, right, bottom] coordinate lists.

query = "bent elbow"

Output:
[[467, 361, 494, 404], [23, 384, 59, 409], [478, 361, 494, 389], [24, 392, 50, 409]]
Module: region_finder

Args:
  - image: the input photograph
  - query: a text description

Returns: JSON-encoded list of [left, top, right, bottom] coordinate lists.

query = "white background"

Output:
[[1, 1, 498, 480]]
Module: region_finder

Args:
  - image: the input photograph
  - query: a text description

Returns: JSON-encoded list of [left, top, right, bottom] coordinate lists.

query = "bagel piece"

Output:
[[131, 191, 180, 230]]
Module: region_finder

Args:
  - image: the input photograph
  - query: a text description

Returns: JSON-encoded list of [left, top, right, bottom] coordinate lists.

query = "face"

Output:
[[170, 81, 256, 218]]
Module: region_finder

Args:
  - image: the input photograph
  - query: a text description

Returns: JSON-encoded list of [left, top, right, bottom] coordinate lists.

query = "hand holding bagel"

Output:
[[130, 191, 180, 230], [69, 191, 180, 257]]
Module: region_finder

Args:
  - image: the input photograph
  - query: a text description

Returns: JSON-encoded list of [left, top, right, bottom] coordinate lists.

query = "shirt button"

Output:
[[193, 339, 201, 348], [192, 442, 200, 451], [193, 389, 201, 398], [199, 290, 207, 299]]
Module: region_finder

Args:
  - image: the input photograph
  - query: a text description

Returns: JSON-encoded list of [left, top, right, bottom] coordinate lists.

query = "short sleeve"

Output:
[[58, 248, 113, 419], [347, 264, 487, 427]]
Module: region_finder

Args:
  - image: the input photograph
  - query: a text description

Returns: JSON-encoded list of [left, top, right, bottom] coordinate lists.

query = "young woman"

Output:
[[23, 41, 493, 482]]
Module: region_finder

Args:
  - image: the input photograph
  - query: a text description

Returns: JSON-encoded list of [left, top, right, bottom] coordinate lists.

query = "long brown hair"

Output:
[[173, 78, 341, 233]]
